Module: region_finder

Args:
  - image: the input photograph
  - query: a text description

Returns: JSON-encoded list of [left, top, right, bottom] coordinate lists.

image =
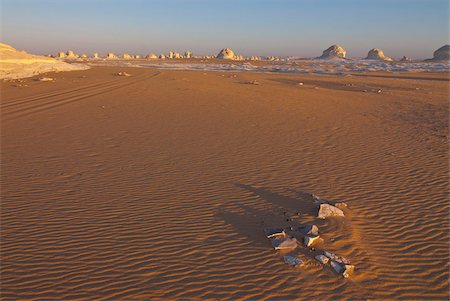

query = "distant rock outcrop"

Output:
[[217, 48, 236, 60], [122, 53, 132, 59], [432, 45, 450, 61], [93, 53, 99, 59], [366, 48, 392, 61], [159, 54, 166, 59], [146, 54, 157, 59], [317, 45, 346, 59], [66, 50, 77, 58], [400, 56, 411, 62], [58, 52, 65, 58], [107, 53, 117, 59], [0, 42, 88, 79], [184, 51, 192, 59]]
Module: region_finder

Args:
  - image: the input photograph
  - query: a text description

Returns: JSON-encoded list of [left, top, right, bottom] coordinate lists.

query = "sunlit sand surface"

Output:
[[1, 66, 449, 300]]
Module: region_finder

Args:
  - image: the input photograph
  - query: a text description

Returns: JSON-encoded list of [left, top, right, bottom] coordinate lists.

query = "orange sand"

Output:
[[1, 67, 449, 300]]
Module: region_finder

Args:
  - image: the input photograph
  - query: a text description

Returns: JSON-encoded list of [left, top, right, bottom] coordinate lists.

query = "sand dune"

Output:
[[1, 66, 449, 300]]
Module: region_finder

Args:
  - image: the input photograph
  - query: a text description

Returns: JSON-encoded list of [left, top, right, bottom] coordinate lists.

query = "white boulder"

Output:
[[432, 45, 450, 61], [366, 48, 392, 61], [318, 45, 346, 59], [318, 204, 344, 219], [217, 48, 236, 60]]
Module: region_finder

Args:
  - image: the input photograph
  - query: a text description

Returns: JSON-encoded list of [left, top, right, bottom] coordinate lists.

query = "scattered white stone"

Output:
[[343, 264, 355, 278], [298, 225, 319, 236], [304, 235, 321, 247], [283, 255, 303, 267], [248, 80, 260, 85], [330, 260, 344, 274], [318, 204, 344, 219], [298, 82, 304, 86], [315, 254, 330, 264], [264, 227, 287, 238], [272, 237, 298, 250], [324, 251, 350, 264], [116, 72, 131, 77], [36, 77, 55, 82]]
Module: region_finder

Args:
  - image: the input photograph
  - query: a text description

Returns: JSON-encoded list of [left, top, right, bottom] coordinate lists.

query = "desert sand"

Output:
[[1, 65, 449, 300]]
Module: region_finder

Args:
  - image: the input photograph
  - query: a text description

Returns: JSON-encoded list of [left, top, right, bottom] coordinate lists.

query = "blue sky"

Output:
[[1, 0, 449, 58]]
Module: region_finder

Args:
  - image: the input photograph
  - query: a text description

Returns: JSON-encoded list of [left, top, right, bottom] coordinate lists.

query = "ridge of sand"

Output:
[[0, 43, 88, 80]]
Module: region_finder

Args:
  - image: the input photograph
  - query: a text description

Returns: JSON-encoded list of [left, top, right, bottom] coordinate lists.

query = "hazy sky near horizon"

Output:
[[1, 0, 449, 59]]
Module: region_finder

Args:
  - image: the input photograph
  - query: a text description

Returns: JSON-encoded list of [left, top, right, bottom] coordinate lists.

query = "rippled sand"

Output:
[[1, 67, 449, 300]]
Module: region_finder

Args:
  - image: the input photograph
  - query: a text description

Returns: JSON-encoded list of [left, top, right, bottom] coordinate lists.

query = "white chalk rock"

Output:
[[57, 52, 65, 58], [184, 51, 192, 59], [146, 53, 158, 59], [318, 45, 346, 59], [93, 53, 99, 59], [304, 235, 321, 247], [315, 254, 330, 264], [366, 48, 392, 61], [66, 50, 76, 58], [217, 48, 236, 60], [122, 53, 132, 59], [400, 56, 411, 62], [318, 204, 344, 219], [134, 55, 141, 59], [283, 255, 303, 267], [264, 227, 287, 238], [432, 45, 450, 61], [298, 225, 319, 236], [107, 53, 117, 59], [343, 264, 355, 278], [272, 237, 298, 250], [80, 54, 88, 58], [159, 54, 166, 59]]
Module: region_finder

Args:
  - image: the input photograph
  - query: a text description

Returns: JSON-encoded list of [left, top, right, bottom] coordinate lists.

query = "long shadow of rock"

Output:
[[235, 183, 318, 220]]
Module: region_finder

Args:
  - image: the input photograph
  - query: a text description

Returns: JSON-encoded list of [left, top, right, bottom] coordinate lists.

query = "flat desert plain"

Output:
[[1, 67, 449, 300]]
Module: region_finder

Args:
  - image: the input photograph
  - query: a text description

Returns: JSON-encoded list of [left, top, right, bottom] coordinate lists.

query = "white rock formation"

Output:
[[217, 48, 237, 60], [366, 48, 392, 61], [0, 43, 88, 80], [146, 54, 158, 59], [159, 54, 166, 59], [93, 53, 99, 59], [66, 50, 77, 58], [107, 53, 117, 59], [122, 53, 132, 59], [80, 54, 88, 58], [400, 56, 411, 62], [249, 55, 260, 61], [432, 45, 450, 61], [58, 52, 65, 58], [134, 55, 141, 59], [184, 51, 192, 59], [318, 45, 346, 59], [318, 204, 345, 219]]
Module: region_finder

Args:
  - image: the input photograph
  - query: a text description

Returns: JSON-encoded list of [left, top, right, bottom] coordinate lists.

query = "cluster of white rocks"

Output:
[[53, 45, 449, 62], [261, 193, 355, 278]]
